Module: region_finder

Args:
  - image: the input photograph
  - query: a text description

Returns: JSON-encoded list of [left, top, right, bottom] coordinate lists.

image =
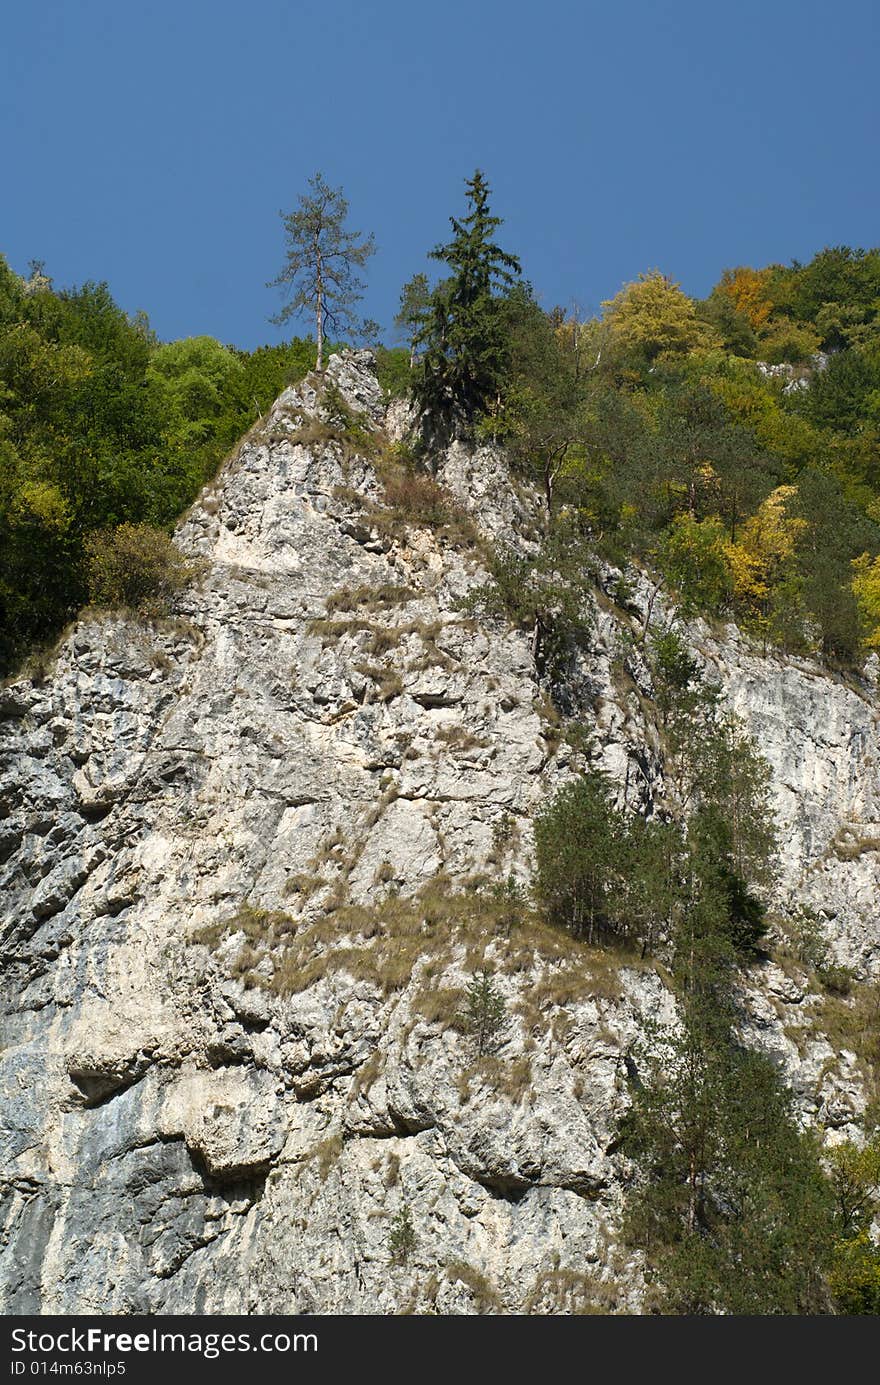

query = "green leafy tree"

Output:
[[487, 284, 586, 516], [656, 514, 734, 616], [374, 346, 412, 398], [769, 246, 880, 350], [0, 440, 73, 669], [146, 336, 244, 445], [602, 270, 721, 367], [268, 172, 375, 370], [414, 170, 521, 442], [55, 279, 154, 376]]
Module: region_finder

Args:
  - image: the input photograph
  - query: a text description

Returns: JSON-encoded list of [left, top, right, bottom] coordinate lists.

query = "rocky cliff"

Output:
[[1, 351, 878, 1314]]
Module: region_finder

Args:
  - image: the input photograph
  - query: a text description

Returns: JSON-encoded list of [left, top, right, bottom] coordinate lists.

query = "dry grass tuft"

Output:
[[830, 825, 880, 862], [307, 1132, 345, 1182], [524, 1268, 622, 1315], [445, 1261, 503, 1313], [325, 583, 414, 616], [435, 724, 489, 753]]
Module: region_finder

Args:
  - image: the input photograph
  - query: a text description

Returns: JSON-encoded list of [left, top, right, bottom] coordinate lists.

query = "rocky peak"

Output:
[[0, 351, 877, 1313]]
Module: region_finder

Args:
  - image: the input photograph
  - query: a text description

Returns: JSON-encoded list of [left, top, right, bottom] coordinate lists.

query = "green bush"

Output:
[[829, 1232, 880, 1313], [85, 523, 196, 616], [388, 1201, 417, 1265], [533, 772, 626, 945], [375, 345, 411, 398]]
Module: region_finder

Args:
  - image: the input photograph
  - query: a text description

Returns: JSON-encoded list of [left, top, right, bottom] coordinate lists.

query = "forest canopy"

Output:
[[471, 243, 880, 665], [2, 221, 880, 674], [0, 256, 328, 670]]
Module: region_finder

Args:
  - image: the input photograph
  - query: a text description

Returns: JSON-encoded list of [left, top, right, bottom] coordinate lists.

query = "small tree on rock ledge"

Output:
[[457, 968, 508, 1056], [389, 1200, 417, 1265], [268, 173, 375, 371]]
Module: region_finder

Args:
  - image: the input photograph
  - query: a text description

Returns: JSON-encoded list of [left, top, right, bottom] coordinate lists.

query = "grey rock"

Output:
[[0, 352, 877, 1314]]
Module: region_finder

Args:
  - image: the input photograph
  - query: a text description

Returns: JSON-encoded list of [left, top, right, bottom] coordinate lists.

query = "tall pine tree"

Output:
[[414, 170, 520, 443]]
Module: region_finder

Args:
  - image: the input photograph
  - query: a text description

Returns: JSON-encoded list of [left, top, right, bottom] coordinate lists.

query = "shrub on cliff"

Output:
[[388, 1202, 417, 1265], [456, 969, 508, 1056], [85, 522, 195, 617]]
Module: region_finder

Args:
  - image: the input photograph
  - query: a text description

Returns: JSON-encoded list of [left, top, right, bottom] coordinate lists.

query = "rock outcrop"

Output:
[[1, 351, 878, 1313]]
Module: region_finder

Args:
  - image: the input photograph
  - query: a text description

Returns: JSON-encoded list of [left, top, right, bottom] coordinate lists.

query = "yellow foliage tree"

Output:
[[725, 486, 807, 637], [718, 266, 774, 332], [657, 512, 733, 613], [13, 478, 68, 530], [851, 552, 880, 649], [710, 371, 821, 470], [602, 270, 721, 363]]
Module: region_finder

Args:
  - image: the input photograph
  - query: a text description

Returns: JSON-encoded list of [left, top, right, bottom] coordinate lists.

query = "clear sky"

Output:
[[2, 0, 878, 349]]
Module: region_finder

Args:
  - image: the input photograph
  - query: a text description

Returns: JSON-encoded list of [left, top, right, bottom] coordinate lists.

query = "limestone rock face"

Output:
[[703, 629, 880, 973], [1, 351, 878, 1314]]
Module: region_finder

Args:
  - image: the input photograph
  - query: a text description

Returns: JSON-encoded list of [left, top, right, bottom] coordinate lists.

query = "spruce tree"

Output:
[[414, 170, 521, 442], [394, 273, 431, 368], [458, 969, 508, 1056], [621, 997, 836, 1315]]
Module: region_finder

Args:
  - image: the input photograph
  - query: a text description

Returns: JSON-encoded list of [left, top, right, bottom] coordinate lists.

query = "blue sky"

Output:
[[2, 0, 878, 348]]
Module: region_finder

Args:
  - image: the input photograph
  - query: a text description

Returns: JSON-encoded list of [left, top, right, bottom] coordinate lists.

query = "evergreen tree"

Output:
[[268, 172, 375, 370], [533, 771, 627, 945], [621, 998, 836, 1314], [457, 969, 508, 1056], [394, 273, 431, 368], [413, 170, 521, 442], [388, 1201, 417, 1265]]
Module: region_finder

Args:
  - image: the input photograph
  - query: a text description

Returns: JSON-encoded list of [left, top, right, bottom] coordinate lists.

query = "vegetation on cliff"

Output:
[[0, 256, 334, 670], [4, 176, 880, 673], [3, 180, 879, 1315]]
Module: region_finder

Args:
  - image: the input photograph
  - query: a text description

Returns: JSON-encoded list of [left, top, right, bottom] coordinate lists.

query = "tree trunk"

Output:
[[544, 462, 554, 519], [642, 579, 663, 638], [315, 240, 324, 371]]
